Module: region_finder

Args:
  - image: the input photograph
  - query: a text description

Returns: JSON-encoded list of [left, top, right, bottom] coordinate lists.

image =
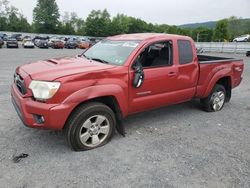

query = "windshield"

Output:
[[83, 39, 140, 65]]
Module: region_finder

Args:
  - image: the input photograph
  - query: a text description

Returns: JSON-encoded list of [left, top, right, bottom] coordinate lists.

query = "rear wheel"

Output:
[[65, 102, 116, 151], [201, 84, 226, 112]]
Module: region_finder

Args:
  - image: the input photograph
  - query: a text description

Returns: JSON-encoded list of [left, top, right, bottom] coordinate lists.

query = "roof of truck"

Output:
[[107, 33, 191, 41]]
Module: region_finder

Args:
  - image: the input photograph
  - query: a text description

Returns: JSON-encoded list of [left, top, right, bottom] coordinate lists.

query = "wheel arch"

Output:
[[216, 76, 232, 102], [63, 95, 124, 133], [203, 72, 232, 102]]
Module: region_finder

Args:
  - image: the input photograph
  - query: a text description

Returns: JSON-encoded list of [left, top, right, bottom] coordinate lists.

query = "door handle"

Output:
[[168, 72, 177, 77]]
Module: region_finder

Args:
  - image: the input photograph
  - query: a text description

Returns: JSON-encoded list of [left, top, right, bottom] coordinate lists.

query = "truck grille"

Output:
[[14, 72, 27, 95]]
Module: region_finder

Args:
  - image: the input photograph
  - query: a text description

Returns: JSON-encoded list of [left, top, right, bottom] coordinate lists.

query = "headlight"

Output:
[[29, 80, 60, 101]]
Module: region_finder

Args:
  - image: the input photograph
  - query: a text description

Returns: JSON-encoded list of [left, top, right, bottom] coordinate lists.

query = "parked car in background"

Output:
[[33, 35, 49, 43], [233, 34, 250, 42], [88, 37, 104, 46], [23, 36, 32, 40], [58, 36, 67, 43], [0, 33, 8, 41], [6, 38, 18, 48], [77, 39, 91, 49], [23, 39, 35, 48], [65, 38, 78, 49], [246, 51, 250, 57], [36, 40, 49, 49], [50, 39, 64, 49], [0, 38, 4, 48], [11, 34, 22, 41], [88, 38, 98, 46], [48, 37, 59, 47]]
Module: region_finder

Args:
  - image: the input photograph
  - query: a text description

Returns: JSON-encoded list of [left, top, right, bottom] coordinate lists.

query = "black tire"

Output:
[[64, 102, 116, 151], [201, 84, 226, 112]]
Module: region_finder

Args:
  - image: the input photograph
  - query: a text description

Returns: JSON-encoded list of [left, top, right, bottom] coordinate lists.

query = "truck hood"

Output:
[[20, 56, 115, 81]]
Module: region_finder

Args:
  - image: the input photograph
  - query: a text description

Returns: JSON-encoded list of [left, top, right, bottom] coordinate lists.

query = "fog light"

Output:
[[33, 114, 45, 124]]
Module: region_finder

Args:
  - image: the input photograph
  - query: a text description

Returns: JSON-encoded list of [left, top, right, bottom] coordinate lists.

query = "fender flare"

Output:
[[62, 84, 128, 118], [203, 68, 232, 98]]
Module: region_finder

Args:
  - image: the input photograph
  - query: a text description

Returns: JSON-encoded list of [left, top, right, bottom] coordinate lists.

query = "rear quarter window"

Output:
[[178, 40, 193, 64]]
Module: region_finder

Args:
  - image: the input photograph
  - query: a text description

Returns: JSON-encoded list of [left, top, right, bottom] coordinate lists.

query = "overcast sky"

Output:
[[8, 0, 250, 25]]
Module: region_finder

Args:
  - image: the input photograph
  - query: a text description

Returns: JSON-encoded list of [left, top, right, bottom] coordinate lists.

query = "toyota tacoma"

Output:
[[11, 33, 244, 151]]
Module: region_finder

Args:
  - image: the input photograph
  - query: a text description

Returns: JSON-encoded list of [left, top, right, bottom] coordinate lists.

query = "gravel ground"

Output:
[[0, 49, 249, 188]]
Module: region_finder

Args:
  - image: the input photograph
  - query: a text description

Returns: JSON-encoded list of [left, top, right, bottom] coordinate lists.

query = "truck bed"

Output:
[[198, 55, 241, 64], [196, 55, 243, 98]]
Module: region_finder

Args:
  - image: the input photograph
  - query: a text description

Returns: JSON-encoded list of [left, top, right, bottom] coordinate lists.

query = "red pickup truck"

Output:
[[11, 33, 244, 151]]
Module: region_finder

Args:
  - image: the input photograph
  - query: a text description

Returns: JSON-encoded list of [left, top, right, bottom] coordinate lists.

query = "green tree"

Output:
[[7, 7, 20, 31], [60, 12, 75, 35], [110, 14, 130, 35], [228, 16, 250, 40], [228, 16, 241, 40], [85, 9, 111, 37], [0, 16, 7, 30], [167, 25, 180, 34], [213, 19, 229, 42], [153, 24, 170, 33], [0, 0, 31, 32], [179, 28, 192, 37], [191, 27, 213, 42], [126, 17, 150, 33], [33, 0, 60, 33], [0, 0, 10, 30], [69, 12, 85, 35]]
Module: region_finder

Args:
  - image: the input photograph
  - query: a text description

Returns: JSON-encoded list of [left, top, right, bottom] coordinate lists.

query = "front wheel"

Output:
[[201, 84, 226, 112], [65, 102, 116, 151]]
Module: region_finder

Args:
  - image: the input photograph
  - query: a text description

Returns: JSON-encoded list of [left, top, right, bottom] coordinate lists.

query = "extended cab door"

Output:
[[128, 41, 177, 113], [173, 39, 199, 98], [128, 39, 199, 114]]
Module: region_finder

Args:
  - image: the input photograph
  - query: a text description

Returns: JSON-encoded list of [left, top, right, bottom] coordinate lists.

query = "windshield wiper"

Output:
[[82, 55, 109, 64], [90, 58, 110, 64], [82, 54, 90, 59]]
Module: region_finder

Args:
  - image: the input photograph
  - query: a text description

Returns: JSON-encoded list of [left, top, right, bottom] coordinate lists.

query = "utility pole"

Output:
[[197, 33, 200, 42]]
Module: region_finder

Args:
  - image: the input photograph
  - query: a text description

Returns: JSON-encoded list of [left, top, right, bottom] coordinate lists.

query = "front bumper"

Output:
[[11, 84, 74, 130], [24, 45, 34, 48], [7, 43, 18, 47]]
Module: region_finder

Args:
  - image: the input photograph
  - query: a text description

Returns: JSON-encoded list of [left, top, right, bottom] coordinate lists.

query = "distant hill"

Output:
[[178, 18, 250, 29], [179, 21, 216, 29]]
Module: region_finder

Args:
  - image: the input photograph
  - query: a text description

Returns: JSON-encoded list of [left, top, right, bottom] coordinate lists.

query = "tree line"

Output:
[[1, 0, 250, 42]]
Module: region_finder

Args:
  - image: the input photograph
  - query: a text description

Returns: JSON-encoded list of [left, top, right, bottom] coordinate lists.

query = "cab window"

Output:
[[136, 41, 173, 68], [178, 40, 193, 64]]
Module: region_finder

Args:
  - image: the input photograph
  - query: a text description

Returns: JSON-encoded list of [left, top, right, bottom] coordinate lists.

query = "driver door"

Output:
[[128, 41, 179, 114]]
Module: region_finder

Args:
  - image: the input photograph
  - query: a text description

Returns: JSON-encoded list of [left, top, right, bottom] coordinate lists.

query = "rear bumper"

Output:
[[11, 84, 75, 130]]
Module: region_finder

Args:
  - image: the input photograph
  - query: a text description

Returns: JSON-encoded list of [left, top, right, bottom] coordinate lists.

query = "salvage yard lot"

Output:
[[0, 49, 249, 187]]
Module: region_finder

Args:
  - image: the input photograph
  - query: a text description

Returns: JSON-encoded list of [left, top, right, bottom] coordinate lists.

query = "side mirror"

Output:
[[132, 61, 144, 88]]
